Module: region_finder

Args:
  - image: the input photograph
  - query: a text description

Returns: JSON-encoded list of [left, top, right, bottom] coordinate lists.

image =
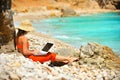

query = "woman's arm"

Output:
[[22, 36, 39, 56]]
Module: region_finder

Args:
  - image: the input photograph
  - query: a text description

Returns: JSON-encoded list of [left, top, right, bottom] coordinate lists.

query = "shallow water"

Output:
[[31, 12, 120, 55]]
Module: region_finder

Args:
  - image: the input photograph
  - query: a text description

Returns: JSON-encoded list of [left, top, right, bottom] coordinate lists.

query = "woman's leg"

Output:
[[29, 52, 56, 63], [29, 52, 78, 63], [55, 55, 78, 63]]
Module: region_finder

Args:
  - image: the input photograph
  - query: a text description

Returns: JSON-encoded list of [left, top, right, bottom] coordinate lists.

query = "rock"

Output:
[[0, 71, 9, 80], [9, 72, 21, 80], [105, 3, 116, 10], [60, 7, 76, 17], [78, 42, 120, 71], [96, 0, 120, 9], [54, 48, 77, 56]]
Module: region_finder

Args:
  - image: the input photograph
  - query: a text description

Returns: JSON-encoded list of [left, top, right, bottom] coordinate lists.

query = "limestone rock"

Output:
[[61, 7, 76, 17], [78, 42, 120, 70]]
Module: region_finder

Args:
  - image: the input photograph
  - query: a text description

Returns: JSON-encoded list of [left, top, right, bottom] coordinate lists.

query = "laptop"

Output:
[[34, 42, 54, 56]]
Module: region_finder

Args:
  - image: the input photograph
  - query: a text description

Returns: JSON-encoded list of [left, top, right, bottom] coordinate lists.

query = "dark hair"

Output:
[[16, 29, 28, 37]]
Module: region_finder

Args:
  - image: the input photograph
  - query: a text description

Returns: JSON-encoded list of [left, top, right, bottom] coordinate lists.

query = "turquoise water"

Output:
[[32, 12, 120, 55]]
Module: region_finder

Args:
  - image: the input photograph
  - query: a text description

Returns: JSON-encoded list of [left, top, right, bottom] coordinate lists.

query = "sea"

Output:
[[15, 12, 120, 55]]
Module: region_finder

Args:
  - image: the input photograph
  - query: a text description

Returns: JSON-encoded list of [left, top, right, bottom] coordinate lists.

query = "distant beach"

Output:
[[13, 9, 120, 21]]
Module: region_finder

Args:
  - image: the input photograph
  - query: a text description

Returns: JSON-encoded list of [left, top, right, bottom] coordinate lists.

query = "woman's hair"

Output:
[[16, 29, 28, 37]]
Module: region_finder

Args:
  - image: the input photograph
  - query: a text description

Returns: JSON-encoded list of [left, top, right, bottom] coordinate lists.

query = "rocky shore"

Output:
[[0, 0, 120, 80], [0, 32, 120, 80]]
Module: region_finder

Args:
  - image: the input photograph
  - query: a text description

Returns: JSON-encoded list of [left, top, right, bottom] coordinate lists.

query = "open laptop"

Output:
[[34, 42, 54, 56]]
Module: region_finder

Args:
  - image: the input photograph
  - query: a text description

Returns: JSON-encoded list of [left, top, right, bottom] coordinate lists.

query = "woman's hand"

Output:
[[32, 50, 40, 55]]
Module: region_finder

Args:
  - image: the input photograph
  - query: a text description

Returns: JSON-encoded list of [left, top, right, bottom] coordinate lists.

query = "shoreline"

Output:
[[13, 9, 120, 21], [28, 31, 80, 56]]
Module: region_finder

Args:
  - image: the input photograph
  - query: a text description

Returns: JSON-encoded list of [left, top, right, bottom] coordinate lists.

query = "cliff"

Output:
[[96, 0, 120, 9], [12, 0, 100, 13], [12, 0, 120, 13]]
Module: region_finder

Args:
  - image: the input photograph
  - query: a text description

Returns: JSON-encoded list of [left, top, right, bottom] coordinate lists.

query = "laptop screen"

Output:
[[42, 43, 53, 52]]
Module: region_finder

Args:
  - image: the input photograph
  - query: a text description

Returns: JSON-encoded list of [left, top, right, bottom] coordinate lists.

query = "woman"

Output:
[[16, 20, 78, 63]]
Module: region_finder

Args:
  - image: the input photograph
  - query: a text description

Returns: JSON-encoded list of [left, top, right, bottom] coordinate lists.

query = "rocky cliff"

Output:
[[96, 0, 120, 9], [12, 0, 120, 13], [0, 0, 15, 49], [12, 0, 100, 12]]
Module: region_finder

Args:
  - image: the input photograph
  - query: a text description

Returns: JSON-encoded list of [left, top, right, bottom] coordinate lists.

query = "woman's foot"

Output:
[[69, 57, 79, 62], [62, 57, 79, 63]]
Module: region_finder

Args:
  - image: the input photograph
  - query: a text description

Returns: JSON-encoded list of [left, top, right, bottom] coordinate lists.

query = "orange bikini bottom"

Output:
[[28, 52, 56, 63]]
